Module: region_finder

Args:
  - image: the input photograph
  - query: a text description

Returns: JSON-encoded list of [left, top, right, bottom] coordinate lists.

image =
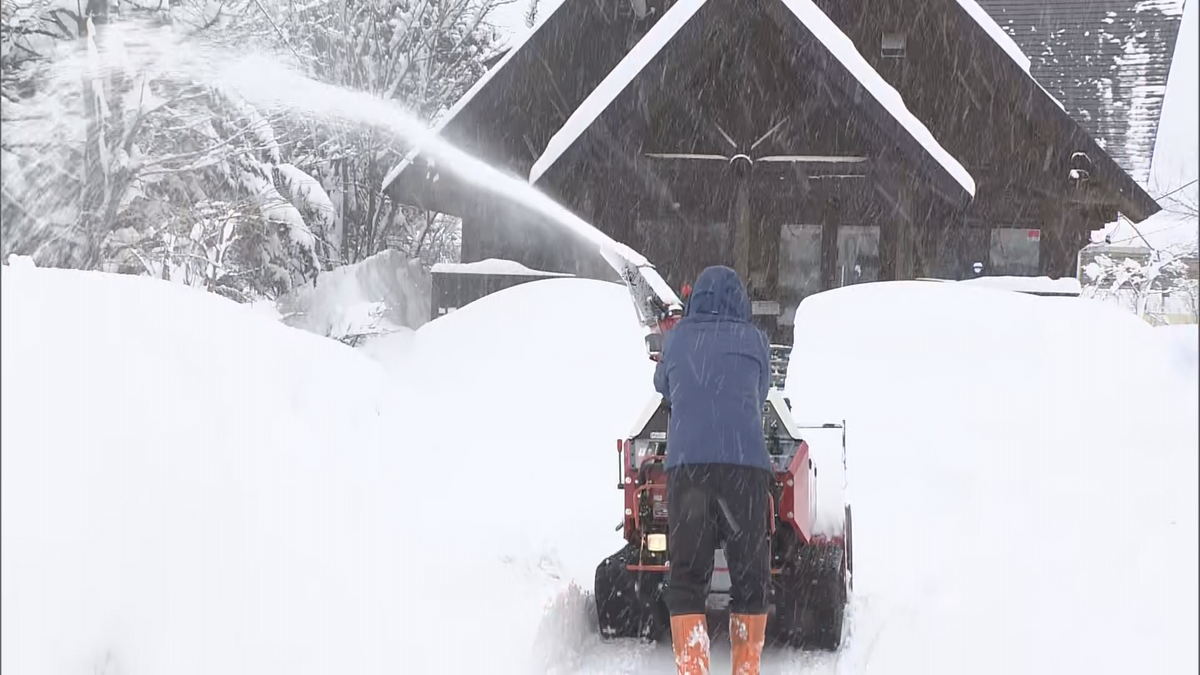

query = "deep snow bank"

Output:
[[1159, 323, 1199, 375], [1, 265, 426, 674], [361, 278, 655, 591], [362, 277, 662, 672], [1, 268, 653, 674], [784, 281, 1198, 675]]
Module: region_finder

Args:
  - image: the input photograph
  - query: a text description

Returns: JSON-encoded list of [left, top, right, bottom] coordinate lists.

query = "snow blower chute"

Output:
[[594, 250, 853, 651]]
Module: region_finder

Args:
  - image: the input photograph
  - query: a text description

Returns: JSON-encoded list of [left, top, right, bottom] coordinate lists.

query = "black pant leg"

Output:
[[719, 466, 773, 615], [665, 465, 717, 616]]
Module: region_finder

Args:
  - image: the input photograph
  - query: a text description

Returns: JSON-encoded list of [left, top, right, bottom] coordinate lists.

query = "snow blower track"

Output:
[[556, 593, 869, 674]]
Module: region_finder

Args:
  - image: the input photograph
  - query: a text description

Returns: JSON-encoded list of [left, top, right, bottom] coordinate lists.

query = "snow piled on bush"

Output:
[[781, 280, 1197, 675]]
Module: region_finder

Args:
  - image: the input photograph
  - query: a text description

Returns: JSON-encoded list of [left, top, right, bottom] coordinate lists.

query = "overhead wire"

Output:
[[1106, 178, 1199, 249]]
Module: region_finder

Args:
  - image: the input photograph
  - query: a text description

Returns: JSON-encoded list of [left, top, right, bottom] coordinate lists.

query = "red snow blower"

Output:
[[595, 252, 853, 650]]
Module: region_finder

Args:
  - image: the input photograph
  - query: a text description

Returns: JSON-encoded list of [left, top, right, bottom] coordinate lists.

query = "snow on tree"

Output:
[[1080, 243, 1199, 325], [1, 0, 505, 301], [276, 0, 504, 266], [276, 162, 340, 261]]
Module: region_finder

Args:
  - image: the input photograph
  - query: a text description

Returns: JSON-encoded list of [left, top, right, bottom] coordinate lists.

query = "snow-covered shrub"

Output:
[[1080, 243, 1199, 325], [1, 0, 502, 302]]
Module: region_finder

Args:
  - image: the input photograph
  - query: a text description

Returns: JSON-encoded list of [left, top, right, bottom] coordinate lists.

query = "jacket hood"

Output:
[[685, 265, 751, 321]]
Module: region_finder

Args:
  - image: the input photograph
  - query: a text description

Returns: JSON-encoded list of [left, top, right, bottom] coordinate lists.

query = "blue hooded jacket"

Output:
[[653, 266, 772, 470]]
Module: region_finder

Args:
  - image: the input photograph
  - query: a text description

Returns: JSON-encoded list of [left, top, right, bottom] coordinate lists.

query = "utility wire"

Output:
[[1154, 178, 1198, 202], [1109, 178, 1199, 250], [1107, 220, 1199, 247]]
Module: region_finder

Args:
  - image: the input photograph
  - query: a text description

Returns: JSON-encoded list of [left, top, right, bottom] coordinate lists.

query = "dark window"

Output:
[[990, 228, 1041, 276], [881, 32, 906, 59], [837, 225, 881, 287], [778, 224, 823, 326]]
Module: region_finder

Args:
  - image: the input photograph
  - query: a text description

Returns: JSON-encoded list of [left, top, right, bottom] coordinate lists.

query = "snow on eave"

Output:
[[532, 0, 975, 198], [1036, 80, 1067, 111], [779, 0, 976, 197], [529, 0, 706, 185], [955, 0, 1032, 73], [380, 4, 567, 194]]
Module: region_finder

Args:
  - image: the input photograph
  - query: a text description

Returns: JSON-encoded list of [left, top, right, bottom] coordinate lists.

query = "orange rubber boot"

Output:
[[729, 614, 767, 675], [670, 614, 710, 675]]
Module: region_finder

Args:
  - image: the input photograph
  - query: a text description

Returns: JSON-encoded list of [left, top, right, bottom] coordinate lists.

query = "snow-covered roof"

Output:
[[977, 0, 1185, 186], [531, 0, 976, 197], [772, 0, 975, 195], [955, 2, 1066, 111], [380, 1, 569, 194], [530, 0, 706, 185], [430, 258, 574, 277], [955, 0, 1031, 73], [1094, 210, 1199, 251]]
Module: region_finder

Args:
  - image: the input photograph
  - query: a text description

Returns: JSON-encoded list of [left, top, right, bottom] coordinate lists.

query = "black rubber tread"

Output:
[[845, 504, 854, 591], [770, 544, 847, 651], [594, 544, 668, 641]]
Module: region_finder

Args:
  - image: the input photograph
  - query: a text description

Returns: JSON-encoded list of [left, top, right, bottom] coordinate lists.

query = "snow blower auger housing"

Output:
[[594, 383, 853, 650]]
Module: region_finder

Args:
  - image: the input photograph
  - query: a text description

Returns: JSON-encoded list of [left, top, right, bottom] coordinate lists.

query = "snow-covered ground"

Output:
[[0, 265, 654, 674], [2, 267, 1196, 674]]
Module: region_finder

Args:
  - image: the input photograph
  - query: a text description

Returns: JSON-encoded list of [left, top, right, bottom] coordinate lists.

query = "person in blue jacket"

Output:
[[653, 265, 772, 675]]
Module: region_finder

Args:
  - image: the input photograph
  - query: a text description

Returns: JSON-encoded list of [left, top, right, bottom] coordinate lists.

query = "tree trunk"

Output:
[[78, 3, 109, 268]]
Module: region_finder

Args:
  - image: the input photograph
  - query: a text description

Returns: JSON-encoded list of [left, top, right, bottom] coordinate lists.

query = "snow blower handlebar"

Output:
[[599, 248, 684, 361]]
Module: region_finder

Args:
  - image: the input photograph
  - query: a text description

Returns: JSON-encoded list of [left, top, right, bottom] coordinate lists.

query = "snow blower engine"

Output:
[[594, 251, 853, 650]]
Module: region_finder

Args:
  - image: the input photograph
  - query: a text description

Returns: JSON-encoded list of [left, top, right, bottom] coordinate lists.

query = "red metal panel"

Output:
[[622, 439, 637, 541], [779, 440, 814, 544]]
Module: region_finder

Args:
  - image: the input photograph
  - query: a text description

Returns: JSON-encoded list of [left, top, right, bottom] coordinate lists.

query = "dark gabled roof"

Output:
[[388, 0, 1161, 222], [381, 0, 677, 210], [529, 0, 975, 207], [815, 0, 1162, 221], [961, 0, 1165, 220], [976, 0, 1185, 185]]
